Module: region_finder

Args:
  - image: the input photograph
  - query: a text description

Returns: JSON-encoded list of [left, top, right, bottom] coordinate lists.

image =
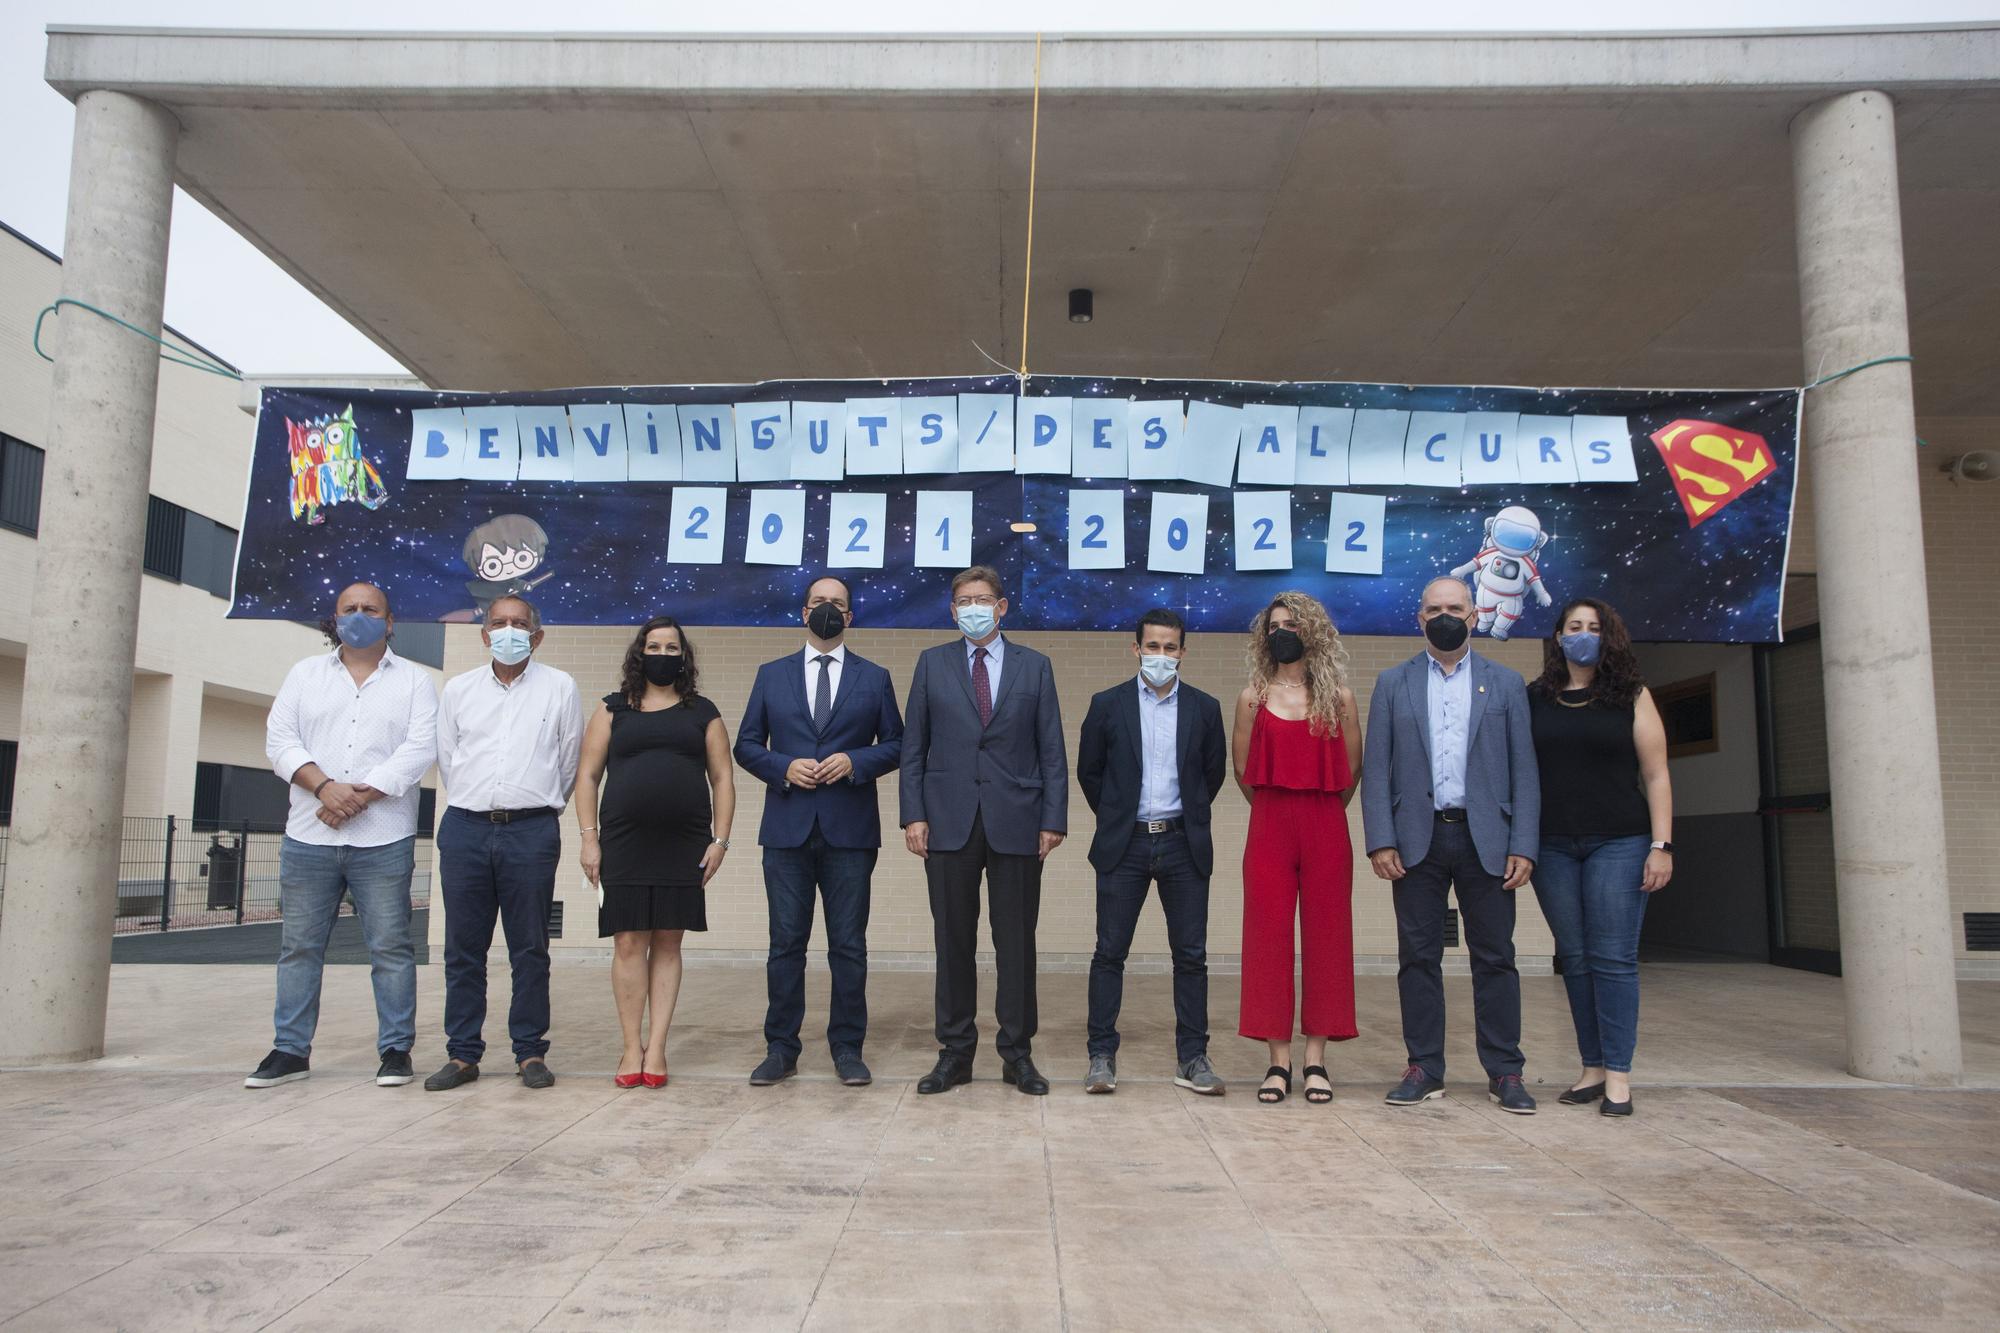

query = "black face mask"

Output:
[[1266, 628, 1305, 665], [806, 602, 846, 642], [1424, 614, 1470, 652], [641, 653, 686, 687]]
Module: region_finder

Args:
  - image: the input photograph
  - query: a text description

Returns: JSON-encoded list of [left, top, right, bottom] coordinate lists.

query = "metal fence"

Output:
[[0, 818, 433, 934]]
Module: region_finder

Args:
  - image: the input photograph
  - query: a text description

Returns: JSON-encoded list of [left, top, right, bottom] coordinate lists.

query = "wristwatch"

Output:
[[1650, 840, 1674, 854]]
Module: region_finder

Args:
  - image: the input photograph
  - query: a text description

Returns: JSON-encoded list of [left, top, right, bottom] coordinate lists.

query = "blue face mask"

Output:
[[1560, 631, 1602, 667], [955, 604, 997, 639], [1139, 654, 1180, 688], [336, 610, 388, 650], [487, 625, 533, 666]]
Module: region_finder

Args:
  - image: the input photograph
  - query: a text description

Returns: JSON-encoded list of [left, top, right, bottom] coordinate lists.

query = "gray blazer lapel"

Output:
[[821, 653, 866, 735], [1411, 656, 1434, 762], [987, 637, 1025, 717], [950, 641, 980, 717], [1174, 685, 1194, 769], [1467, 651, 1492, 744]]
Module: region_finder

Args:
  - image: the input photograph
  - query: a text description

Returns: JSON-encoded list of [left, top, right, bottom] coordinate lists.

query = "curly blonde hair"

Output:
[[1246, 590, 1350, 737]]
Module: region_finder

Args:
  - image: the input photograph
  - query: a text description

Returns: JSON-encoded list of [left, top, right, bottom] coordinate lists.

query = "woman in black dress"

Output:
[[576, 616, 736, 1087]]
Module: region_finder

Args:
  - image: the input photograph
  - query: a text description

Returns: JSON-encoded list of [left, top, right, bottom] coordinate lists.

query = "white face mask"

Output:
[[1139, 654, 1180, 687], [955, 604, 997, 639], [487, 625, 533, 666]]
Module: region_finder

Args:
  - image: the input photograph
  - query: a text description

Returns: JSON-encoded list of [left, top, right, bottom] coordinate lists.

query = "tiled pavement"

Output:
[[1, 962, 1996, 1330]]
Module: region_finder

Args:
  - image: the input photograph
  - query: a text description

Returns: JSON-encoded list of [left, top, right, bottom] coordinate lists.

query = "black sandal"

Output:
[[1257, 1066, 1292, 1104], [1303, 1065, 1333, 1104]]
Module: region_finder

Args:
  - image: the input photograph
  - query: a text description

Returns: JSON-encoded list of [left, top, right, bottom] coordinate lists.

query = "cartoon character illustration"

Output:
[[458, 513, 554, 622], [1450, 505, 1553, 641], [286, 405, 388, 524]]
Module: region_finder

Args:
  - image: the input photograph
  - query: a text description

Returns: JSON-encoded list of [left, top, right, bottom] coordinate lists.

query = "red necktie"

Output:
[[972, 647, 993, 727]]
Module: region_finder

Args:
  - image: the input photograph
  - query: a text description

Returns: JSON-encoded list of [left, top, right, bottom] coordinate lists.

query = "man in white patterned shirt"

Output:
[[247, 582, 439, 1089]]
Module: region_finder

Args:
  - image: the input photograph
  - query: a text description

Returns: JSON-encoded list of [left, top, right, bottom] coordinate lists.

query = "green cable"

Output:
[[1803, 354, 1912, 389], [31, 298, 242, 380]]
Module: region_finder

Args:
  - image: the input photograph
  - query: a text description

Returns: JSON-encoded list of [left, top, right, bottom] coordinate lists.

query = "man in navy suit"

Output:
[[735, 575, 904, 1088], [901, 565, 1068, 1095], [1076, 609, 1229, 1096]]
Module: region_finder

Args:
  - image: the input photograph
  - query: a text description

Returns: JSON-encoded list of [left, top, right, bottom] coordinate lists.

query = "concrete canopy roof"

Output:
[[44, 26, 2000, 412]]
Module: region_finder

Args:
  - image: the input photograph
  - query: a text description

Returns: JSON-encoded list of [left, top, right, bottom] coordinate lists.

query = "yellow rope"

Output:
[[1018, 33, 1044, 379]]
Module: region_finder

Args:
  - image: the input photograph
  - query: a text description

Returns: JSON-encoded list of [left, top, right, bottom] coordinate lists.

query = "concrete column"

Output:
[[1790, 90, 1962, 1085], [0, 91, 179, 1065]]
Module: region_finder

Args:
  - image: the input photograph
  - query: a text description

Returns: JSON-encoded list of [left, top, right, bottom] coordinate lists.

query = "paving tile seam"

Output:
[[793, 1077, 903, 1332], [1178, 1077, 1337, 1331]]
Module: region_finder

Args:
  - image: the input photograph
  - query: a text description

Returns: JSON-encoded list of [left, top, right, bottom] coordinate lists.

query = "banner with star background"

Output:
[[230, 375, 1798, 643]]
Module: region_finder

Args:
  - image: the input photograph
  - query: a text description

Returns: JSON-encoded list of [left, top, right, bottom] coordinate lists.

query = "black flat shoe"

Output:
[[1303, 1065, 1333, 1105], [1600, 1096, 1634, 1117], [1257, 1065, 1292, 1104], [1558, 1082, 1606, 1105]]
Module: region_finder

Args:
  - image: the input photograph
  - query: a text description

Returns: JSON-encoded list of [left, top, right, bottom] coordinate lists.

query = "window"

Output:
[[0, 435, 45, 537], [181, 514, 238, 600], [393, 622, 446, 669], [191, 761, 289, 830], [142, 496, 237, 599], [143, 495, 186, 580], [0, 738, 16, 823]]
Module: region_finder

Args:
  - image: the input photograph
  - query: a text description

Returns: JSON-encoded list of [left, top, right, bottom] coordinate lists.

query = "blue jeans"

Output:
[[1087, 828, 1210, 1064], [273, 836, 417, 1060], [1533, 834, 1651, 1073], [762, 830, 876, 1061], [437, 808, 560, 1065]]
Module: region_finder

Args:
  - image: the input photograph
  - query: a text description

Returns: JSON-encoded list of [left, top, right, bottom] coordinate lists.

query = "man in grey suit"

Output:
[[1362, 575, 1542, 1114], [901, 565, 1068, 1095]]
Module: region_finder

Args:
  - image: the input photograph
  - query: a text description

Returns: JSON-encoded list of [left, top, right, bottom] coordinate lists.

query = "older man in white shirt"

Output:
[[248, 581, 439, 1090], [424, 595, 582, 1091]]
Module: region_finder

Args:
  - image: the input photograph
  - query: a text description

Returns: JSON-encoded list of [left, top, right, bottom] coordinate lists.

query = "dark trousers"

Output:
[[926, 810, 1042, 1064], [1087, 828, 1210, 1064], [762, 827, 877, 1061], [437, 807, 560, 1065], [1393, 817, 1524, 1079]]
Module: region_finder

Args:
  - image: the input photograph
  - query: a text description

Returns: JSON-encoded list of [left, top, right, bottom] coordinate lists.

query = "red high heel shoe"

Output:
[[614, 1071, 644, 1089], [641, 1070, 668, 1089]]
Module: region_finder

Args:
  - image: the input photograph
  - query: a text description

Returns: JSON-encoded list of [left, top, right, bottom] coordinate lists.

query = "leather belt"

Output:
[[1435, 807, 1469, 824], [455, 806, 559, 824], [1137, 817, 1185, 834]]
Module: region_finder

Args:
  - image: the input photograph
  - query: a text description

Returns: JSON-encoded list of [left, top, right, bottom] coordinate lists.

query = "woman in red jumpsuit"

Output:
[[1233, 591, 1362, 1105]]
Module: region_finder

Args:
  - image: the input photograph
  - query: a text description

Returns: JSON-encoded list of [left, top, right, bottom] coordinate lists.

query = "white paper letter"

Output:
[[1236, 403, 1299, 487], [1571, 414, 1639, 483], [1295, 406, 1353, 487], [1403, 411, 1465, 488], [1071, 399, 1129, 480], [1015, 396, 1073, 475], [679, 405, 737, 483], [1516, 415, 1578, 484], [1324, 491, 1388, 575], [956, 394, 1016, 473], [1460, 411, 1519, 486], [666, 487, 729, 564], [1067, 489, 1126, 571], [1232, 489, 1293, 572], [514, 406, 571, 481], [827, 492, 889, 569], [568, 403, 629, 483], [407, 407, 467, 480], [845, 398, 904, 477], [915, 491, 975, 568], [1348, 409, 1410, 487], [1146, 490, 1208, 575], [1180, 401, 1241, 488], [789, 403, 843, 481], [734, 402, 794, 483], [744, 488, 807, 566], [902, 397, 960, 475], [1128, 400, 1184, 481]]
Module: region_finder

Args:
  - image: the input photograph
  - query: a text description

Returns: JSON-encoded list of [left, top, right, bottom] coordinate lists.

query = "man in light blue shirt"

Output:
[[1361, 576, 1541, 1114], [1076, 609, 1230, 1096]]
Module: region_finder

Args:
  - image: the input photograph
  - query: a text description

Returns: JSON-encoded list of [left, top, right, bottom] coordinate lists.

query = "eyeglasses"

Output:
[[953, 595, 1000, 608]]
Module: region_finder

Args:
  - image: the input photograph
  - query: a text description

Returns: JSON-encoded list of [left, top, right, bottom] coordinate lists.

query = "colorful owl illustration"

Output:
[[286, 405, 388, 523]]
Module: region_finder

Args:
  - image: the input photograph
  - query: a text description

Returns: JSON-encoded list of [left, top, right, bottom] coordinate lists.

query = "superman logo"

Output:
[[1649, 419, 1777, 527]]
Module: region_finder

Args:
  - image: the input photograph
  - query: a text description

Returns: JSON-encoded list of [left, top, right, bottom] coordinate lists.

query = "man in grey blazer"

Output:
[[1362, 576, 1542, 1114], [900, 565, 1068, 1095]]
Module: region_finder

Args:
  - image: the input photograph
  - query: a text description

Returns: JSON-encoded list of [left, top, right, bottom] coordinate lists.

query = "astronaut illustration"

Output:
[[1450, 505, 1553, 641]]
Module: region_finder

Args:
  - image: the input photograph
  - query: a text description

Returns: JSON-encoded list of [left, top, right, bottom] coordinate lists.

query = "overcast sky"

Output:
[[5, 1, 1996, 378]]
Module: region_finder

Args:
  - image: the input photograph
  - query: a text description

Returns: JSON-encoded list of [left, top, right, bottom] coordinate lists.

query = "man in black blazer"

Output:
[[900, 565, 1068, 1095], [734, 575, 904, 1089], [1076, 608, 1229, 1096]]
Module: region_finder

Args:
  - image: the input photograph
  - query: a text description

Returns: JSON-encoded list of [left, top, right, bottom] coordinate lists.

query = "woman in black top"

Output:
[[576, 616, 735, 1088], [1528, 598, 1672, 1117]]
